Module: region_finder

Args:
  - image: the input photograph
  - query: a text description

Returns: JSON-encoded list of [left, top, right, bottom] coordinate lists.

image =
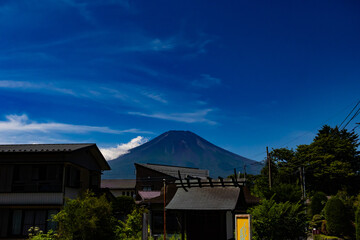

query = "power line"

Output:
[[247, 100, 360, 161], [342, 104, 360, 130], [339, 100, 360, 128]]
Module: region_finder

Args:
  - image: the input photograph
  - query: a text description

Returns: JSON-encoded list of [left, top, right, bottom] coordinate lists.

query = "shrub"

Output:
[[324, 197, 348, 236], [115, 206, 147, 239], [28, 227, 58, 240], [53, 190, 116, 240], [249, 197, 307, 240], [311, 192, 328, 215], [112, 195, 136, 220]]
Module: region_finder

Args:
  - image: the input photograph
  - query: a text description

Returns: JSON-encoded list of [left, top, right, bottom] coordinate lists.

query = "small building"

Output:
[[166, 179, 260, 240], [101, 179, 136, 198], [0, 143, 110, 239], [134, 163, 209, 236]]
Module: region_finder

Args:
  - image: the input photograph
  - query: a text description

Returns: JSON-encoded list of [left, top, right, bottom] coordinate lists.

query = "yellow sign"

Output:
[[235, 214, 251, 240]]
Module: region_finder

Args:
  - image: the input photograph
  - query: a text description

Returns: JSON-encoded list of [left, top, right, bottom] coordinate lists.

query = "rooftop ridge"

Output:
[[145, 163, 200, 170]]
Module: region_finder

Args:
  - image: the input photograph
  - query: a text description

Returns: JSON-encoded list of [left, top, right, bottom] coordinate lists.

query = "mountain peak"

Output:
[[104, 130, 262, 179]]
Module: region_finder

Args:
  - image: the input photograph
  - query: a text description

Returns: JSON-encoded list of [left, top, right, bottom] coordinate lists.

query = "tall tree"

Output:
[[297, 125, 360, 194]]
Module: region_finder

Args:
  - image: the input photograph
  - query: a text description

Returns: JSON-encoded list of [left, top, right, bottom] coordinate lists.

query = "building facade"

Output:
[[0, 144, 110, 239]]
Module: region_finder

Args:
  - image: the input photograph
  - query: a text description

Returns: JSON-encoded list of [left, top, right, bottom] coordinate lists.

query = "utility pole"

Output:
[[303, 167, 306, 200], [267, 147, 272, 189], [299, 167, 306, 200], [243, 164, 247, 183], [163, 179, 166, 240]]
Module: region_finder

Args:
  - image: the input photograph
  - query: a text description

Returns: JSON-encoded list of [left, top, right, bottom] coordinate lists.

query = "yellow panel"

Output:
[[236, 215, 250, 240]]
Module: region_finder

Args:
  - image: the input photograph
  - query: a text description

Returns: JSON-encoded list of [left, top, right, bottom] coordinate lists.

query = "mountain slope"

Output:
[[103, 130, 263, 179]]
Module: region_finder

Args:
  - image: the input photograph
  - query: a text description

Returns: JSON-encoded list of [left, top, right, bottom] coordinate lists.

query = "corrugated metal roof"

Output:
[[101, 179, 136, 189], [166, 187, 240, 211], [136, 163, 209, 179], [0, 143, 95, 153]]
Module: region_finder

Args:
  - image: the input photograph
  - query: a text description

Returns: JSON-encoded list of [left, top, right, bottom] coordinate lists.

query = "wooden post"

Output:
[[267, 147, 272, 189], [163, 179, 166, 240]]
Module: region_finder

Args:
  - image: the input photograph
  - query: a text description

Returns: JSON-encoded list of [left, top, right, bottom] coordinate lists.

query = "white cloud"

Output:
[[0, 114, 152, 134], [192, 74, 221, 88], [100, 136, 148, 160], [128, 109, 217, 125], [0, 80, 76, 96]]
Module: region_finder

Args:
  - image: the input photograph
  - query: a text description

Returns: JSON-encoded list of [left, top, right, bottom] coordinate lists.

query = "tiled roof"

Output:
[[166, 187, 240, 211], [101, 179, 136, 189], [0, 143, 95, 153], [136, 163, 209, 179]]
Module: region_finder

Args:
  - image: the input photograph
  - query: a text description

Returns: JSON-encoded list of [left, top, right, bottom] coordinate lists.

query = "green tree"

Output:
[[310, 192, 328, 216], [249, 197, 307, 240], [324, 197, 349, 237], [53, 191, 116, 240], [297, 125, 360, 194], [115, 206, 147, 239], [112, 195, 136, 220]]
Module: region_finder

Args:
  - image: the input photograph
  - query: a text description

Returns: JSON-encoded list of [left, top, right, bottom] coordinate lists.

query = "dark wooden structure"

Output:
[[166, 174, 259, 240], [134, 163, 209, 236], [0, 143, 110, 239]]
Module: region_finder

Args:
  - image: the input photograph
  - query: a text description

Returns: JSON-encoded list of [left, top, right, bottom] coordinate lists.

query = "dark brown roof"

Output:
[[166, 187, 240, 211], [0, 143, 111, 171], [101, 179, 136, 189], [0, 143, 95, 153], [135, 163, 209, 179]]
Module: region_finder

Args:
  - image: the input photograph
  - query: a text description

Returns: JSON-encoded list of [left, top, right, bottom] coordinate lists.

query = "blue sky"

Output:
[[0, 0, 359, 161]]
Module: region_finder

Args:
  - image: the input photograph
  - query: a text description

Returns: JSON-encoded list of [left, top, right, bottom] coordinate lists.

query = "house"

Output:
[[101, 179, 136, 198], [0, 143, 110, 239], [134, 163, 209, 236]]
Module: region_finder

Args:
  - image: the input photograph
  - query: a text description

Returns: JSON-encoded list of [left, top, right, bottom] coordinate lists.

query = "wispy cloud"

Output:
[[0, 114, 152, 134], [100, 136, 148, 160], [192, 74, 221, 88], [128, 109, 217, 125], [0, 80, 76, 96], [120, 37, 176, 52]]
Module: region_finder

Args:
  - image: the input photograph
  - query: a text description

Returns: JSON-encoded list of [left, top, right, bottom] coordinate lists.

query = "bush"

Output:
[[115, 206, 147, 239], [112, 195, 136, 220], [53, 190, 116, 240], [311, 192, 328, 215], [28, 227, 58, 240], [324, 197, 348, 236], [249, 197, 307, 240]]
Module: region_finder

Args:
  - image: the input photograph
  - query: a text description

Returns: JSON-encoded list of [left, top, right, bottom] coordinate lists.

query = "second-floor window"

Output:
[[10, 164, 63, 193]]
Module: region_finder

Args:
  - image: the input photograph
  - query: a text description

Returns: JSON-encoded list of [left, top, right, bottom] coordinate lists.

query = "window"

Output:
[[10, 209, 59, 237], [143, 186, 152, 191], [67, 166, 80, 188], [47, 210, 58, 231], [12, 210, 22, 235]]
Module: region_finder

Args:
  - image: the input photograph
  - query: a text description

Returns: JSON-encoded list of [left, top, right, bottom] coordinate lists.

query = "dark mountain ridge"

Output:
[[103, 130, 263, 179]]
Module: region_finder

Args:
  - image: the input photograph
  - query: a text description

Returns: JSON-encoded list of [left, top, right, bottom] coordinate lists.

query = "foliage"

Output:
[[256, 126, 360, 198], [309, 214, 325, 230], [115, 206, 147, 239], [28, 227, 58, 240], [311, 192, 328, 215], [112, 195, 136, 219], [314, 235, 340, 240], [248, 197, 307, 240], [53, 190, 116, 240], [324, 197, 349, 237], [356, 206, 360, 240], [297, 126, 360, 195]]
